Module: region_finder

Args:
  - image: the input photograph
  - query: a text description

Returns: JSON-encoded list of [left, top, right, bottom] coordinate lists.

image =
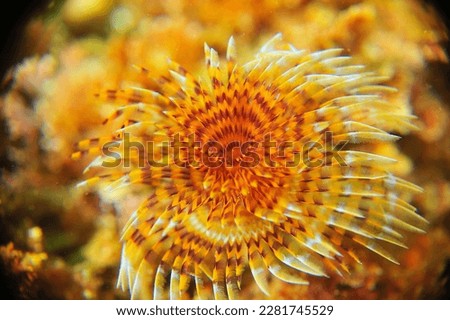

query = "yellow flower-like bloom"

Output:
[[73, 34, 427, 299]]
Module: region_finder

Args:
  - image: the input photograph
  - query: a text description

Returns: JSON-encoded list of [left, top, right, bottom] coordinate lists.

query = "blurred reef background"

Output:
[[0, 0, 449, 299]]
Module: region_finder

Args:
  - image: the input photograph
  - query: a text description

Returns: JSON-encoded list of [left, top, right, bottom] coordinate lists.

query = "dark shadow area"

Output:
[[0, 0, 49, 81]]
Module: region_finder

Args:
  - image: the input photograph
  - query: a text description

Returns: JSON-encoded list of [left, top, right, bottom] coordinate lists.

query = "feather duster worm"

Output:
[[73, 34, 427, 299]]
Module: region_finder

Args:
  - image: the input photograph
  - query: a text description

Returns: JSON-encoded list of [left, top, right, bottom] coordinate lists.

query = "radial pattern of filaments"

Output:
[[73, 34, 427, 299]]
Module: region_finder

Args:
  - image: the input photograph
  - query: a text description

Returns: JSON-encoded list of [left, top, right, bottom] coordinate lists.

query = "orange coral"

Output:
[[75, 34, 427, 299], [1, 0, 448, 301]]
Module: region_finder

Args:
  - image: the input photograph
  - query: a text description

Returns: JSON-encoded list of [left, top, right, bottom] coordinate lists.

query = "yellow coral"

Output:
[[75, 34, 427, 299]]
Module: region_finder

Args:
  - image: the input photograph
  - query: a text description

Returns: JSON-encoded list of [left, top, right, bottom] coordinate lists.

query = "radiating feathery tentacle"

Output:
[[74, 34, 426, 300]]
